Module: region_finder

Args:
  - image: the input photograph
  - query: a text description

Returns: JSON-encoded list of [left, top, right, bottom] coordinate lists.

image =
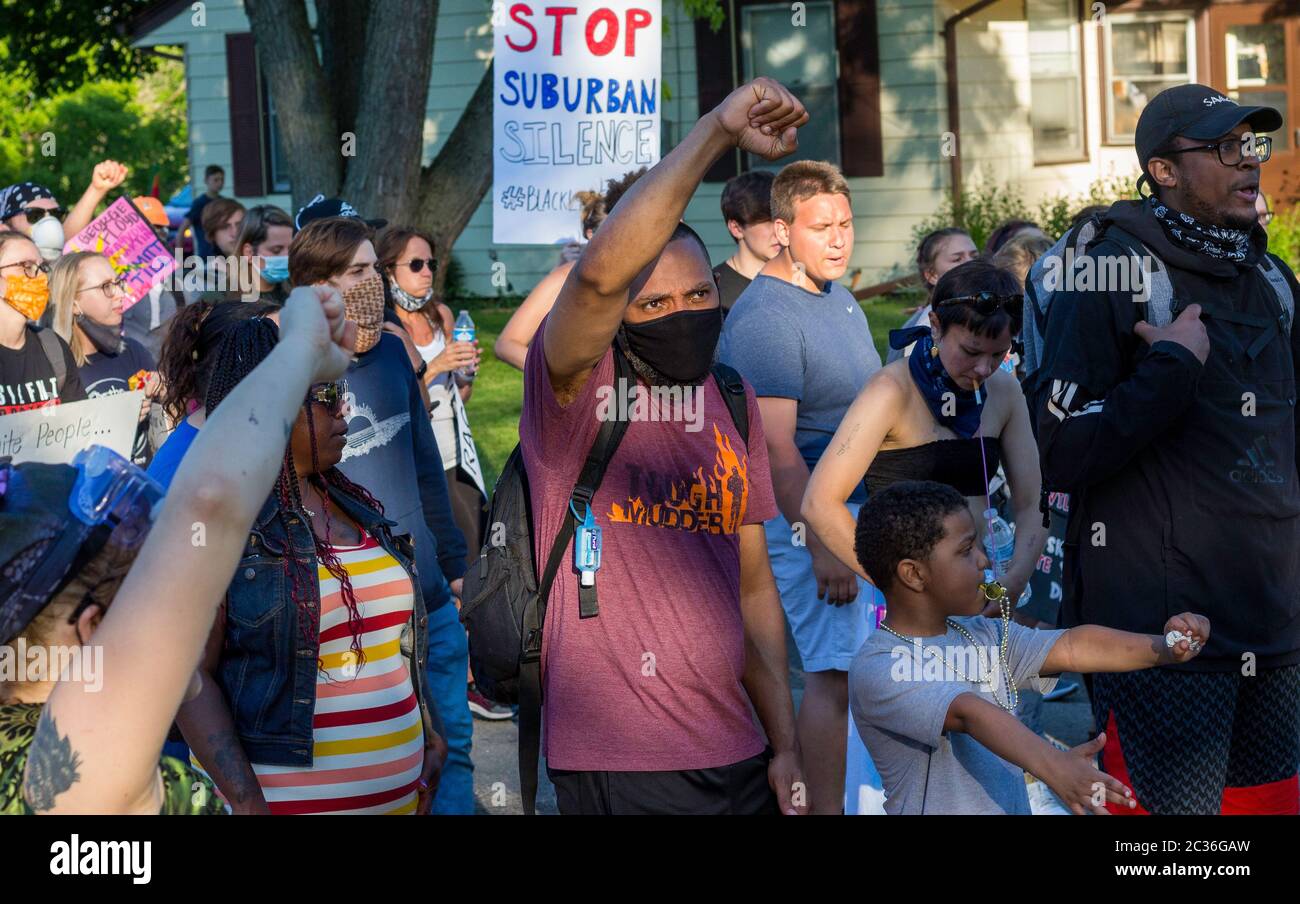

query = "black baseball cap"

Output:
[[293, 193, 387, 232], [1136, 84, 1282, 172]]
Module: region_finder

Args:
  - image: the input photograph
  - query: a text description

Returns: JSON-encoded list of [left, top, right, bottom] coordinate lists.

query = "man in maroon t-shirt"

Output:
[[521, 77, 809, 815]]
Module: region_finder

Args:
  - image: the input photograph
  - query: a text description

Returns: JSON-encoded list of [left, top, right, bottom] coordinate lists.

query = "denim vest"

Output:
[[219, 484, 428, 767]]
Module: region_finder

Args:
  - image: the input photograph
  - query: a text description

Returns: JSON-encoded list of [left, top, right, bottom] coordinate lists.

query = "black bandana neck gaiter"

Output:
[[1146, 195, 1251, 263]]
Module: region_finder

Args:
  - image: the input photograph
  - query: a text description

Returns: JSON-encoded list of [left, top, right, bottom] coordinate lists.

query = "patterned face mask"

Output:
[[3, 271, 50, 322], [342, 272, 386, 354]]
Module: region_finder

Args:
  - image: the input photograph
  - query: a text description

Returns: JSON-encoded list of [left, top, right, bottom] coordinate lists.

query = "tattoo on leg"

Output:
[[22, 713, 82, 812]]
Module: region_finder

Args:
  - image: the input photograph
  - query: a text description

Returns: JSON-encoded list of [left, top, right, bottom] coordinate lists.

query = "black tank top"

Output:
[[864, 437, 1002, 497]]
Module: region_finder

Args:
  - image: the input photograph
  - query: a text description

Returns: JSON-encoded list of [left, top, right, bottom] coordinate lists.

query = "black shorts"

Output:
[[1091, 664, 1300, 814], [547, 749, 779, 815]]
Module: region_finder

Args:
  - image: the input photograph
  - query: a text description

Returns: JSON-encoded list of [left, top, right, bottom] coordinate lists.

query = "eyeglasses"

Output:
[[0, 260, 51, 278], [398, 258, 437, 274], [20, 206, 66, 224], [934, 292, 1023, 316], [1261, 210, 1275, 225], [307, 380, 348, 416], [77, 275, 129, 299], [1159, 134, 1273, 167]]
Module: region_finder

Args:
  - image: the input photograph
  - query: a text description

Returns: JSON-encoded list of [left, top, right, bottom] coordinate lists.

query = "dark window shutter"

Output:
[[226, 33, 267, 197], [836, 0, 883, 178], [694, 16, 738, 183]]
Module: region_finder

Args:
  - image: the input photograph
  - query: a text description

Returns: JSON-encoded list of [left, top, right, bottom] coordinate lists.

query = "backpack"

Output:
[[1020, 214, 1295, 530], [1021, 213, 1294, 437], [31, 325, 66, 390], [459, 349, 750, 814]]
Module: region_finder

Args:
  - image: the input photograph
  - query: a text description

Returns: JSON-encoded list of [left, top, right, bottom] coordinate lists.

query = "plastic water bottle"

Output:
[[982, 507, 1015, 579], [453, 309, 476, 378]]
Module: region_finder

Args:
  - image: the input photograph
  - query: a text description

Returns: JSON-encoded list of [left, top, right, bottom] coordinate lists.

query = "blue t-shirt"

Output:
[[719, 274, 881, 503], [147, 418, 200, 489], [187, 194, 216, 258], [335, 333, 467, 611]]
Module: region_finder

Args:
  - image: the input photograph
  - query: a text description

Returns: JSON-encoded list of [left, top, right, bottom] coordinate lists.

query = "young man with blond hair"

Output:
[[719, 160, 881, 814]]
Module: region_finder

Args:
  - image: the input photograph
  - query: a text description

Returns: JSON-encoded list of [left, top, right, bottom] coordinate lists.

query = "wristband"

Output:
[[415, 360, 429, 380]]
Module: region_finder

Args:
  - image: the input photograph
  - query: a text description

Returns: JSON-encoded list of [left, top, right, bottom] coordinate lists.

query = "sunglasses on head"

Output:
[[307, 380, 348, 416], [399, 258, 437, 274], [20, 206, 66, 223], [934, 292, 1023, 316]]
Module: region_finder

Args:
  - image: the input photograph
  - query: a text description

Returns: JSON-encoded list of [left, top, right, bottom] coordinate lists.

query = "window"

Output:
[[693, 0, 882, 181], [1028, 0, 1085, 163], [739, 1, 840, 170], [1105, 14, 1197, 142], [264, 81, 291, 193], [1224, 24, 1290, 151]]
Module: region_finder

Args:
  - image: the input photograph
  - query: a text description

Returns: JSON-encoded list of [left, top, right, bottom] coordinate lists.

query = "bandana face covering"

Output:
[[617, 306, 722, 385], [1146, 195, 1251, 262], [4, 272, 50, 322], [888, 325, 985, 438], [391, 282, 433, 312], [342, 272, 386, 354]]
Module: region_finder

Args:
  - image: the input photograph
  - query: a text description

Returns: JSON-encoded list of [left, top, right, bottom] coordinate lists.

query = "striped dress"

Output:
[[202, 532, 425, 815]]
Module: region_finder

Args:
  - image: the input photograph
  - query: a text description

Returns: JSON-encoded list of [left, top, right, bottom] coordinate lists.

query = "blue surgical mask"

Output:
[[260, 255, 289, 283]]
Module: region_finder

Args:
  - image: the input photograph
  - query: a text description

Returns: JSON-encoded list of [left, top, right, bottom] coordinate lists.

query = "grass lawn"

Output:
[[460, 294, 916, 492]]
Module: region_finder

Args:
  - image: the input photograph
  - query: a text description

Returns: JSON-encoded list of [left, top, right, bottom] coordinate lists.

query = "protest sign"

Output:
[[0, 393, 143, 464], [63, 197, 176, 311], [493, 2, 662, 245]]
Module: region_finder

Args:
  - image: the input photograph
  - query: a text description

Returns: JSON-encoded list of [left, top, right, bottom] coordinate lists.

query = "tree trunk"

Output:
[[416, 61, 495, 297], [317, 0, 371, 142], [342, 0, 438, 225], [244, 0, 341, 210]]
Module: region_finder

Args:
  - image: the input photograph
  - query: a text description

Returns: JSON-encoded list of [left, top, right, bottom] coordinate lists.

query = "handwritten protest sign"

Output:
[[63, 197, 176, 311], [0, 393, 143, 464], [493, 2, 662, 244]]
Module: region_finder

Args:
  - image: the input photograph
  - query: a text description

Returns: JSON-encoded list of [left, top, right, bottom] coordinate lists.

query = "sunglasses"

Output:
[[20, 206, 66, 224], [934, 292, 1023, 316], [307, 380, 348, 416], [399, 258, 437, 274]]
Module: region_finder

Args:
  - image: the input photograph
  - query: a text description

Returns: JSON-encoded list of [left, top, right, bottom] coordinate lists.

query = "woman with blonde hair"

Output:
[[48, 252, 160, 462]]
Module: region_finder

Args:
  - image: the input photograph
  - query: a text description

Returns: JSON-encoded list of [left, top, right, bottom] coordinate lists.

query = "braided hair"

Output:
[[204, 317, 385, 675], [157, 299, 281, 424]]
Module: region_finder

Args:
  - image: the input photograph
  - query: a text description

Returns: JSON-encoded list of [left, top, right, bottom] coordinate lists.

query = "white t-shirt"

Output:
[[414, 328, 461, 472]]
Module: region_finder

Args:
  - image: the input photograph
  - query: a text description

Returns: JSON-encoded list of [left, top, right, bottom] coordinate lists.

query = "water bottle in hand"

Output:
[[453, 309, 477, 379], [982, 507, 1015, 579]]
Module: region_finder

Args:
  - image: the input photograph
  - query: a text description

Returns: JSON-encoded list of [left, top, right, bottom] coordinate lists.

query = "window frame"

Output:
[[1102, 10, 1199, 145], [1028, 0, 1090, 166]]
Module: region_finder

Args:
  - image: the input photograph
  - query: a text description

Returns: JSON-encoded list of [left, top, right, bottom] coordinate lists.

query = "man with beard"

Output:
[[520, 77, 806, 815], [1032, 84, 1300, 814]]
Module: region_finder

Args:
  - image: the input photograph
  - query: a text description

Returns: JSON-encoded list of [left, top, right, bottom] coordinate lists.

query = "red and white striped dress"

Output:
[[203, 532, 425, 815]]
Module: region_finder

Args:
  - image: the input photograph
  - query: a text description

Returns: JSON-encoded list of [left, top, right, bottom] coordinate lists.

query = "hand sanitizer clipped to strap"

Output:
[[571, 500, 601, 586]]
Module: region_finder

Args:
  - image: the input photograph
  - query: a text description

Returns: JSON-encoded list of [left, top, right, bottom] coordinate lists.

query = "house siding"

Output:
[[135, 0, 1134, 296]]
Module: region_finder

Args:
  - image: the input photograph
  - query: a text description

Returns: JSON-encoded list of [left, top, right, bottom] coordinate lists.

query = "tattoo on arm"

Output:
[[836, 422, 862, 456], [207, 730, 262, 807], [22, 713, 82, 812]]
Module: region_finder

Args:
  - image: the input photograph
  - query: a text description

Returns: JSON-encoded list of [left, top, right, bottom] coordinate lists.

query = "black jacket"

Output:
[[1032, 199, 1300, 671]]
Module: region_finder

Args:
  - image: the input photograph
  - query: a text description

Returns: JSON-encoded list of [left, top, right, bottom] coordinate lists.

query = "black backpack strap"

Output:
[[519, 346, 634, 815], [33, 326, 66, 391], [711, 362, 749, 447]]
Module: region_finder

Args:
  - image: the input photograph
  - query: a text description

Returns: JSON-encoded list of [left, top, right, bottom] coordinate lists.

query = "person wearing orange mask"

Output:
[[0, 232, 86, 415]]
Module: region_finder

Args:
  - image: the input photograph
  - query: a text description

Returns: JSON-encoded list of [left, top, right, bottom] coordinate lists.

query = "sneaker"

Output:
[[467, 684, 514, 721], [1042, 681, 1079, 702]]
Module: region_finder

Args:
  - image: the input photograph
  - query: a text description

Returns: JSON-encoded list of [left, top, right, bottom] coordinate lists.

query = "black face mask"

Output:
[[618, 307, 722, 385], [76, 313, 125, 357]]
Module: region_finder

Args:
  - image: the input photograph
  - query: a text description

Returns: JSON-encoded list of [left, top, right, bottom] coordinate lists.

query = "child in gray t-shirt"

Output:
[[847, 481, 1211, 815]]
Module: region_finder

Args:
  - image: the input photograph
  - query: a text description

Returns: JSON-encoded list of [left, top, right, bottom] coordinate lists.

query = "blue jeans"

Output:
[[425, 600, 475, 814]]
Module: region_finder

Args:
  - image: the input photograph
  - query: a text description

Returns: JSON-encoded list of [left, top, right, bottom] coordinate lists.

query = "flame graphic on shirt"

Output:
[[607, 425, 749, 535]]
